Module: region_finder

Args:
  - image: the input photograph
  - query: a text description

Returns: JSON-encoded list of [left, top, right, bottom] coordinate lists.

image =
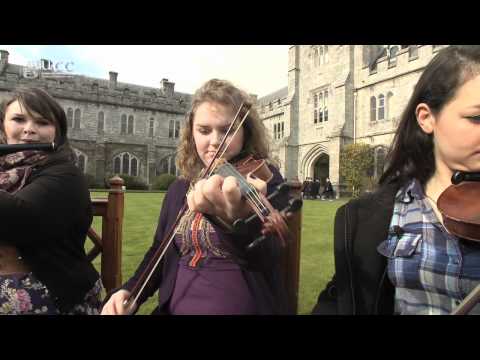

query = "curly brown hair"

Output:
[[176, 79, 271, 180]]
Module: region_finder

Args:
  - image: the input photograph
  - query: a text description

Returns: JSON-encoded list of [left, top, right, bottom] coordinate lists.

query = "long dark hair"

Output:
[[380, 45, 480, 187], [0, 87, 75, 163]]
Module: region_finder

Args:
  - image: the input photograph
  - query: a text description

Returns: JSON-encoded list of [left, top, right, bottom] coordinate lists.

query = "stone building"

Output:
[[257, 45, 448, 194], [0, 49, 191, 187]]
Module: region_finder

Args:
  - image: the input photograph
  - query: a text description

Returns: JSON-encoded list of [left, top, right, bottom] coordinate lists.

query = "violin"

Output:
[[123, 102, 303, 310], [212, 154, 302, 248], [437, 171, 480, 242], [437, 171, 480, 315]]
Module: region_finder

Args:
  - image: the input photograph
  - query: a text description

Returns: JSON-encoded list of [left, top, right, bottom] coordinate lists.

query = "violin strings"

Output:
[[223, 162, 263, 208], [231, 167, 267, 212], [216, 161, 268, 218], [235, 175, 269, 217]]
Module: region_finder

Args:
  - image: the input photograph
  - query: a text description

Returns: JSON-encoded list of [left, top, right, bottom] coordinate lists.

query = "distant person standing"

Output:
[[321, 178, 334, 201], [313, 179, 321, 199], [302, 177, 313, 199]]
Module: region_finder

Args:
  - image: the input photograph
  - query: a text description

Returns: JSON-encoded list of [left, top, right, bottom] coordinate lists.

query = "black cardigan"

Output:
[[0, 154, 99, 312], [312, 182, 401, 315]]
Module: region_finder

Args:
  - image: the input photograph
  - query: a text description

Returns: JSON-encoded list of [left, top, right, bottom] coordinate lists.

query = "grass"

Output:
[[89, 193, 348, 315]]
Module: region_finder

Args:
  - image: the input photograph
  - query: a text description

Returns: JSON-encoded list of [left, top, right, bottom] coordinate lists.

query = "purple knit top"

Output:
[[168, 211, 257, 315]]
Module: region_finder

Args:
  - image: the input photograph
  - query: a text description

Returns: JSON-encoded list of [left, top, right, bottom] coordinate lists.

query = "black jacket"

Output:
[[122, 165, 290, 315], [312, 182, 401, 315], [0, 153, 99, 312]]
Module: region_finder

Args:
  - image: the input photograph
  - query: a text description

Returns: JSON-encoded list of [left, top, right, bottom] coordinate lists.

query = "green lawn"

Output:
[[89, 192, 348, 315]]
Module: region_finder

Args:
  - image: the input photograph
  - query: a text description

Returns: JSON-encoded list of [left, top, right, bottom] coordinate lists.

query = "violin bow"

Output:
[[124, 102, 251, 309], [451, 284, 480, 315]]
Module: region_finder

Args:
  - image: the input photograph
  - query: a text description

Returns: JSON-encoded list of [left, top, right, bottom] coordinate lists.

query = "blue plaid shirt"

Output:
[[377, 179, 480, 315]]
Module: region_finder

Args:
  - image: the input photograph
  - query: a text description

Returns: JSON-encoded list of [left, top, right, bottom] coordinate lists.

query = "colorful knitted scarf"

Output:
[[0, 151, 47, 194]]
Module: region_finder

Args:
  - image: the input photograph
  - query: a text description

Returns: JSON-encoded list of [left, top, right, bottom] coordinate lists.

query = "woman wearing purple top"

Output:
[[102, 79, 289, 315]]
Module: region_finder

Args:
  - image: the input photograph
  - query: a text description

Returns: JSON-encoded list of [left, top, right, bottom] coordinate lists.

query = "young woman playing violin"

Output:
[[102, 79, 290, 315], [313, 45, 480, 315]]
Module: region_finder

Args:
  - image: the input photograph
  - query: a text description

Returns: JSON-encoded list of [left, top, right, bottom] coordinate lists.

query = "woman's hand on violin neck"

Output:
[[187, 174, 267, 223], [100, 289, 136, 315]]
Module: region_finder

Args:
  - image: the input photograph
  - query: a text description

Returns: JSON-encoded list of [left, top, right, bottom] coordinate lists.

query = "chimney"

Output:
[[161, 78, 175, 97], [0, 50, 9, 64], [109, 71, 118, 89]]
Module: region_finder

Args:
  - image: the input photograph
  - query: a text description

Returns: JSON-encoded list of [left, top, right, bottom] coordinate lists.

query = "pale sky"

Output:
[[0, 45, 289, 98]]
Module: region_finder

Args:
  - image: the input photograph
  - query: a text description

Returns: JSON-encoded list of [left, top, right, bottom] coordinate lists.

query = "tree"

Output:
[[151, 174, 177, 191], [340, 143, 374, 198]]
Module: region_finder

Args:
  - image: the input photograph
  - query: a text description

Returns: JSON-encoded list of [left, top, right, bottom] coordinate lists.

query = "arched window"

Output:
[[378, 94, 385, 120], [388, 46, 399, 67], [114, 152, 141, 176], [67, 108, 73, 128], [409, 45, 418, 59], [324, 91, 329, 122], [318, 93, 324, 122], [121, 114, 127, 134], [319, 46, 324, 65], [386, 92, 394, 120], [324, 45, 329, 63], [127, 115, 134, 134], [174, 120, 180, 139], [72, 148, 87, 174], [159, 158, 169, 175], [131, 157, 138, 177], [114, 157, 121, 174], [74, 109, 81, 129], [97, 111, 104, 134], [281, 122, 284, 138], [169, 119, 174, 138], [313, 47, 319, 67], [122, 153, 129, 174], [157, 154, 176, 176], [314, 109, 318, 124], [370, 96, 377, 122]]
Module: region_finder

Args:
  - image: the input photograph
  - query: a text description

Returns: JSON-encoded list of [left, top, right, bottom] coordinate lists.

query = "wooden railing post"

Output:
[[283, 181, 303, 314], [101, 176, 125, 293]]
